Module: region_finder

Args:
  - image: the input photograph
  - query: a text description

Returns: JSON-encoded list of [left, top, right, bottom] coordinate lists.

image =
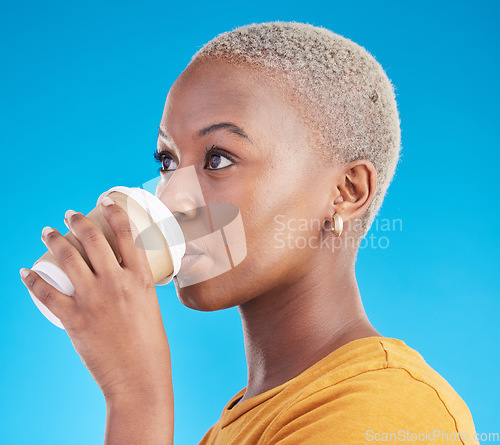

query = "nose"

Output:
[[171, 197, 197, 221], [155, 165, 205, 222]]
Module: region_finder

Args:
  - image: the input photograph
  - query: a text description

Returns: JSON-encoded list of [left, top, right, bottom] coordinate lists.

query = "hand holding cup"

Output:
[[20, 196, 175, 403]]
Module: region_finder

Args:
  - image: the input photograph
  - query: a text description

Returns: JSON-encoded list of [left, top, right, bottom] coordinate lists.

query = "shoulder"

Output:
[[262, 337, 479, 444]]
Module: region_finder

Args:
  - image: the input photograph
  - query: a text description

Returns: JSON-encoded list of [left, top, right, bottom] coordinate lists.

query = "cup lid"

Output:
[[96, 186, 186, 280]]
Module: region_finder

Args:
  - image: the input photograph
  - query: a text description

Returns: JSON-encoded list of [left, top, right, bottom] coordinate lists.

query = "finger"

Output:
[[41, 226, 95, 290], [64, 210, 121, 276], [20, 267, 78, 327], [99, 196, 150, 274]]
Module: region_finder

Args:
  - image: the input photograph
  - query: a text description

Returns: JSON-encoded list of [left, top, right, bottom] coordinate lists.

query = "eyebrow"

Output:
[[158, 122, 252, 144], [198, 122, 252, 142]]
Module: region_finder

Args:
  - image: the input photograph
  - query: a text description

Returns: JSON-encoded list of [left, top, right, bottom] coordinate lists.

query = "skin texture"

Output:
[[157, 59, 382, 405]]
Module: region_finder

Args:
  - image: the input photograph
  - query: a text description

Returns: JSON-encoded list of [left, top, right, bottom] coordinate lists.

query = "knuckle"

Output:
[[32, 278, 55, 305], [26, 273, 38, 289], [58, 246, 77, 264], [40, 288, 56, 305], [133, 269, 155, 290], [116, 223, 135, 238], [139, 275, 155, 291], [108, 210, 135, 235], [81, 227, 102, 244], [116, 281, 132, 300], [71, 214, 102, 244]]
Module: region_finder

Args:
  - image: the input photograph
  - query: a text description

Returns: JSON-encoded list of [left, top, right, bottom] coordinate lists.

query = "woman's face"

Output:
[[156, 59, 337, 311]]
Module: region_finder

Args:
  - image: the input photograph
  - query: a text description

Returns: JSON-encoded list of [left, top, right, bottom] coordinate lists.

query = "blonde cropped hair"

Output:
[[190, 21, 402, 241]]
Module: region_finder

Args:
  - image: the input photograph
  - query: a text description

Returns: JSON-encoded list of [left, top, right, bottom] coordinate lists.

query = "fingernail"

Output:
[[20, 268, 30, 280], [101, 197, 114, 207], [41, 226, 55, 238], [65, 209, 77, 220], [63, 218, 70, 230]]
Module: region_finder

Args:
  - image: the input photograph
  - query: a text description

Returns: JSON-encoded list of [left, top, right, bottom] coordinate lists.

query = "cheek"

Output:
[[242, 169, 320, 264]]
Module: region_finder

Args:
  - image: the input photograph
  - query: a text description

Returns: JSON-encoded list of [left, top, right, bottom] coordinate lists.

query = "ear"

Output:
[[332, 160, 377, 224]]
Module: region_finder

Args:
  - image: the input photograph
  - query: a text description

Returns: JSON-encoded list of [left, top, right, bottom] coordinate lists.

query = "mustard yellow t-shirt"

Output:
[[198, 336, 479, 444]]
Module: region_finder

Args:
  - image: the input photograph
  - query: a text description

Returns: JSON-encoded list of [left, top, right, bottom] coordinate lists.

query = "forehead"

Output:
[[169, 60, 268, 110], [161, 60, 309, 149]]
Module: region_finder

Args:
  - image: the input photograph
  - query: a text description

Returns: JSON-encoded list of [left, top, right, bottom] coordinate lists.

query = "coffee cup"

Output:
[[28, 186, 186, 329]]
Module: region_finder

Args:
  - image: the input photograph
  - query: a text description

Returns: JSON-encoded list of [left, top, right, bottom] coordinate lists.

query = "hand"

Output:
[[20, 197, 173, 403]]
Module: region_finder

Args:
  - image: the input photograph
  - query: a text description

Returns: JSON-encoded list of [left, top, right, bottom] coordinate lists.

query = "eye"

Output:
[[205, 145, 235, 170], [154, 145, 236, 173], [154, 149, 178, 173]]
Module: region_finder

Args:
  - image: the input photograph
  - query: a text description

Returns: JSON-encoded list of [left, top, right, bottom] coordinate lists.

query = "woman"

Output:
[[20, 22, 479, 444]]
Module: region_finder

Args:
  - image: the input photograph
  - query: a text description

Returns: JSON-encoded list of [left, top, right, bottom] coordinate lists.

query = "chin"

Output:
[[173, 277, 235, 312], [172, 249, 258, 311]]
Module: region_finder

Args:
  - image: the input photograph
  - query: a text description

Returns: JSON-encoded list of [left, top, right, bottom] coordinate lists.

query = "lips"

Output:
[[176, 244, 205, 274], [179, 250, 204, 274]]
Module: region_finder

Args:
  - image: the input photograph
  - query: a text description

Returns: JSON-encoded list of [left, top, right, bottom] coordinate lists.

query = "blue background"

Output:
[[1, 1, 498, 443]]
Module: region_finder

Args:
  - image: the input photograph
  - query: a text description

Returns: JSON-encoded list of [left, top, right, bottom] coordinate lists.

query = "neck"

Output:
[[236, 248, 381, 403]]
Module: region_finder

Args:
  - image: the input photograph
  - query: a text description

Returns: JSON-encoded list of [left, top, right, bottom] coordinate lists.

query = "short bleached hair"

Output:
[[189, 21, 402, 241]]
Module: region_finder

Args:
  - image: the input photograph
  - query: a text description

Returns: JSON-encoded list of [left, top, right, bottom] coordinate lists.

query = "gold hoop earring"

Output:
[[331, 213, 343, 237]]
